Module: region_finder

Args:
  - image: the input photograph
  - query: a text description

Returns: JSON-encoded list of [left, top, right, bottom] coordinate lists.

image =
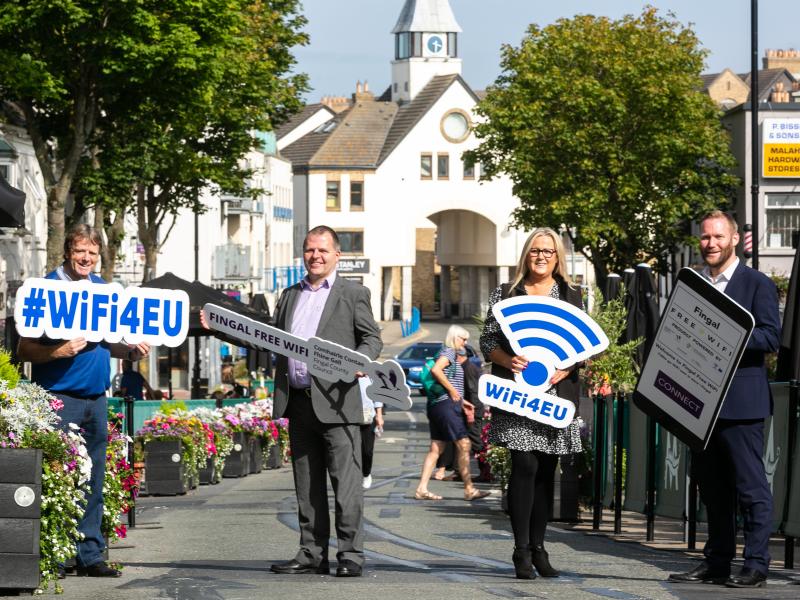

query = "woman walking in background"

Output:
[[414, 325, 490, 502], [480, 227, 584, 580]]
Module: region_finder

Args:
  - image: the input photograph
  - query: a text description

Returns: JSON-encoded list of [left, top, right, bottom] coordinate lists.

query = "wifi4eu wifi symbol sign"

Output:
[[478, 296, 609, 428]]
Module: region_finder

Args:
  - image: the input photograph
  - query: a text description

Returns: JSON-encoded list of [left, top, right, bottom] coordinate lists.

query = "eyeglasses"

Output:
[[529, 248, 556, 258]]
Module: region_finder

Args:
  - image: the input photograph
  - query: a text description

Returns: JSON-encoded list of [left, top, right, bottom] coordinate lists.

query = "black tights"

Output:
[[507, 450, 558, 549]]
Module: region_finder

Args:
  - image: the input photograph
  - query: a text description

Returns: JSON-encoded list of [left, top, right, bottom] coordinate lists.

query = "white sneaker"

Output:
[[362, 475, 372, 489]]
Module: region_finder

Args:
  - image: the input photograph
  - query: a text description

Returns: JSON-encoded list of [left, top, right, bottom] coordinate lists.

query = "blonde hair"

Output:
[[510, 227, 573, 289], [444, 324, 470, 349]]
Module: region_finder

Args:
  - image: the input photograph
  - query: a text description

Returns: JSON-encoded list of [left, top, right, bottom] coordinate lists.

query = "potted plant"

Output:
[[136, 405, 211, 495], [219, 407, 250, 477], [1, 356, 91, 594], [191, 408, 234, 484]]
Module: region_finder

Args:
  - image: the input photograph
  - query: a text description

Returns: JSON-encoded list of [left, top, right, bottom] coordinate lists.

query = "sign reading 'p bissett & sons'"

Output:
[[763, 118, 800, 178], [633, 268, 754, 451]]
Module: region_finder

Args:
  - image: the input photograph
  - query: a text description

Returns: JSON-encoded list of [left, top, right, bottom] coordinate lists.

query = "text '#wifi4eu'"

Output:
[[478, 296, 609, 428]]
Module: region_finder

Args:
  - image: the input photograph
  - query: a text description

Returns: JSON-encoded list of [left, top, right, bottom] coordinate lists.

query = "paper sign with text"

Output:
[[203, 303, 412, 410]]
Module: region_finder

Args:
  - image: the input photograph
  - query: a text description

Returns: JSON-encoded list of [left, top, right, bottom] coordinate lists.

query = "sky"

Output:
[[292, 0, 799, 99]]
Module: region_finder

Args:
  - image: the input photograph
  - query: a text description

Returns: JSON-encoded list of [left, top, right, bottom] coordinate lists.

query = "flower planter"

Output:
[[248, 435, 263, 474], [0, 448, 42, 593], [199, 457, 220, 485], [222, 432, 250, 478], [265, 443, 282, 469], [142, 440, 188, 496]]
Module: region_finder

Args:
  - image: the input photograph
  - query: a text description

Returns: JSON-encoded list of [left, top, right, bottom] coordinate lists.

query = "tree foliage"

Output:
[[1, 0, 308, 276], [467, 7, 739, 288]]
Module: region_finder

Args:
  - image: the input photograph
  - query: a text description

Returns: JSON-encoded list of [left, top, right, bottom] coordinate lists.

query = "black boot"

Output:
[[531, 545, 559, 577], [512, 547, 535, 579]]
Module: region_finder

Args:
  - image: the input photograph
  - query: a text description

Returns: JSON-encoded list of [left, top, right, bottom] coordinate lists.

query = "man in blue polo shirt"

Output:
[[18, 224, 150, 578]]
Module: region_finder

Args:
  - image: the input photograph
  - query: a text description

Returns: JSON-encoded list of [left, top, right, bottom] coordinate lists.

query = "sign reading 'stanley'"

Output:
[[337, 258, 370, 274]]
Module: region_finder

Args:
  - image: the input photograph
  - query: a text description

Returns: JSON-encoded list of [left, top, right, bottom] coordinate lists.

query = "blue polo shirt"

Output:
[[30, 269, 111, 397]]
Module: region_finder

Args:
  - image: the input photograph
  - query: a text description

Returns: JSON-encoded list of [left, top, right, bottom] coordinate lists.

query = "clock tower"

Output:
[[391, 0, 463, 103]]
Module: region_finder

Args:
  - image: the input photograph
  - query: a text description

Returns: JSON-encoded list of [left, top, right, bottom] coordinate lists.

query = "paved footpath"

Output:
[[5, 320, 799, 599]]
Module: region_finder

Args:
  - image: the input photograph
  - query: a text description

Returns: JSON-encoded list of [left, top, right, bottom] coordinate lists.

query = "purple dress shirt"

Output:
[[287, 272, 336, 388]]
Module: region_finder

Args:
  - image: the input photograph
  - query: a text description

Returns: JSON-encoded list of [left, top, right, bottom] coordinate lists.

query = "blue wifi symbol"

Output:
[[497, 298, 607, 389]]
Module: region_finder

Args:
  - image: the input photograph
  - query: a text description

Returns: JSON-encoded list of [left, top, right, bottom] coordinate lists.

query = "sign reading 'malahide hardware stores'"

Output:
[[633, 268, 754, 451]]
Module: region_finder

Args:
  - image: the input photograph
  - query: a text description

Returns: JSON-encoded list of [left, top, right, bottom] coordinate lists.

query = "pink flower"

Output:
[[49, 398, 65, 411]]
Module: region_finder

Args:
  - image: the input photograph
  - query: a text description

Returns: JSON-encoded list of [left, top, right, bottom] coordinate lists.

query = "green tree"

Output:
[[85, 0, 308, 281], [467, 7, 738, 289], [0, 0, 307, 276]]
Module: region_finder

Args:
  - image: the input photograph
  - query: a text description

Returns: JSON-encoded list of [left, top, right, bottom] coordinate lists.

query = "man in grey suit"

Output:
[[270, 225, 382, 578]]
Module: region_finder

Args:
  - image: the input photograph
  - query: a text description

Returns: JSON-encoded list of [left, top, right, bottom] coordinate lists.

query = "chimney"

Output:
[[320, 95, 352, 113], [763, 48, 800, 79], [352, 79, 374, 103]]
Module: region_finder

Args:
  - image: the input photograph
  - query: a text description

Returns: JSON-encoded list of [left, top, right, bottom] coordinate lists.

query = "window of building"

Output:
[[447, 33, 458, 58], [420, 154, 432, 179], [463, 159, 474, 180], [437, 153, 449, 180], [338, 230, 364, 254], [766, 193, 800, 248], [396, 32, 423, 59], [326, 180, 340, 211], [350, 181, 364, 211], [0, 164, 9, 181]]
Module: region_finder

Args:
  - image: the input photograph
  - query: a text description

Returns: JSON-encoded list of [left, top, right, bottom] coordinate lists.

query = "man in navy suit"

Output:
[[669, 211, 780, 588]]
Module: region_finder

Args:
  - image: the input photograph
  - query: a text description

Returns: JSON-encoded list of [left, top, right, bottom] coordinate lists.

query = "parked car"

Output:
[[395, 341, 482, 394]]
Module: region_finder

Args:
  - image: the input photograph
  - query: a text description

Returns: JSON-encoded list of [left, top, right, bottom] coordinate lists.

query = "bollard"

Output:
[[785, 380, 799, 569], [124, 395, 136, 529], [645, 417, 656, 541], [613, 391, 625, 535], [592, 394, 606, 530]]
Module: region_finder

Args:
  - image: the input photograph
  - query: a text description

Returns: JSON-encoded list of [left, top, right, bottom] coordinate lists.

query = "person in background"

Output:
[[414, 324, 490, 502], [118, 360, 154, 400], [480, 227, 583, 580]]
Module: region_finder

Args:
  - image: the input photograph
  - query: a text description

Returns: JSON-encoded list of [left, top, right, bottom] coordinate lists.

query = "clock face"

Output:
[[441, 110, 471, 143], [427, 35, 444, 54]]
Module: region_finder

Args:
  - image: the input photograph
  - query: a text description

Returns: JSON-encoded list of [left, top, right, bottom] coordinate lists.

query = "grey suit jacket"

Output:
[[271, 276, 383, 424]]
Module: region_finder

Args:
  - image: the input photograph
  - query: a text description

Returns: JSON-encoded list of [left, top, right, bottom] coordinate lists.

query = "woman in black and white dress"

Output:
[[480, 227, 583, 580]]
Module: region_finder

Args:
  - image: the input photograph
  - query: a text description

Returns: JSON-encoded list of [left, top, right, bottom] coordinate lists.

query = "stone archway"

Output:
[[426, 209, 502, 319]]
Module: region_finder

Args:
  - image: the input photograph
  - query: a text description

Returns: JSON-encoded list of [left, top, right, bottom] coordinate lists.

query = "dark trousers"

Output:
[[360, 420, 376, 477], [286, 389, 364, 566], [507, 450, 558, 549], [55, 394, 108, 567], [693, 419, 773, 574]]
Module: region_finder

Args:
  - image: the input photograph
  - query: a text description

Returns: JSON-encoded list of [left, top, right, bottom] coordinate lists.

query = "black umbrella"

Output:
[[625, 264, 660, 367], [0, 175, 25, 228], [140, 272, 270, 341], [777, 243, 800, 381], [246, 293, 272, 375], [603, 273, 623, 304], [140, 272, 271, 397]]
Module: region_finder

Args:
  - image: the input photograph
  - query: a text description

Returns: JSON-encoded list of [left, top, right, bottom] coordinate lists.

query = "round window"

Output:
[[441, 110, 471, 143]]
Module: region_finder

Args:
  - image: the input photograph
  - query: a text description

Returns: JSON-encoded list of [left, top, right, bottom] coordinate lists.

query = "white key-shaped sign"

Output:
[[203, 303, 412, 410]]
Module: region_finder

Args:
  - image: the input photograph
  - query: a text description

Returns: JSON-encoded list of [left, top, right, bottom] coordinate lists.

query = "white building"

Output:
[[276, 0, 591, 322], [0, 124, 48, 351]]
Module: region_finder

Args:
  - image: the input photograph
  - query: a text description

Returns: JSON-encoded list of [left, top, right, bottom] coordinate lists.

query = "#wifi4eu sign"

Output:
[[15, 279, 189, 346], [478, 296, 609, 428]]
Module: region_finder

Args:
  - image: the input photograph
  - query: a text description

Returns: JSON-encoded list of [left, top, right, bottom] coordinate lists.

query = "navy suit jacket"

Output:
[[718, 262, 780, 420]]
